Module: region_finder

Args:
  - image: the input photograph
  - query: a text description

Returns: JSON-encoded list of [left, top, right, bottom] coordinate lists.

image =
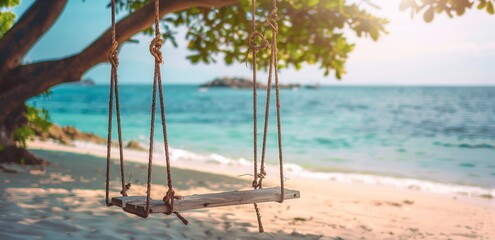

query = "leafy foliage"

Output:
[[0, 0, 19, 8], [0, 11, 14, 38], [400, 0, 494, 23], [0, 0, 19, 38], [116, 0, 388, 79], [14, 105, 52, 148]]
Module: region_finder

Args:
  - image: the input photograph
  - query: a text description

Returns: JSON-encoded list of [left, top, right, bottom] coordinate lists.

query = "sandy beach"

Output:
[[0, 140, 492, 239], [2, 0, 495, 239]]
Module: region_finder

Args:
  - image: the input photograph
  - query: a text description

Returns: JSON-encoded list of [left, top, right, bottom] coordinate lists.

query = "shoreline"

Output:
[[0, 140, 493, 239], [25, 139, 495, 199]]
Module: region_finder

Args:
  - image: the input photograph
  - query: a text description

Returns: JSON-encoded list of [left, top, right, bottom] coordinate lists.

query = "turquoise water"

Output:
[[28, 85, 495, 188]]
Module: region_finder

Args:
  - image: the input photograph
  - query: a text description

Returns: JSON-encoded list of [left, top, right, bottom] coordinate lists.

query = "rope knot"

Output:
[[248, 31, 270, 52], [120, 180, 130, 196], [108, 41, 119, 66], [162, 188, 188, 225], [150, 36, 164, 63], [252, 168, 267, 189], [260, 168, 266, 177], [245, 31, 270, 64], [266, 8, 279, 33], [162, 188, 178, 215], [252, 180, 259, 188]]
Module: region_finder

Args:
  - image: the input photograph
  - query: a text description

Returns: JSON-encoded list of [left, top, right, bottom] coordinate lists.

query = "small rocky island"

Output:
[[200, 77, 300, 89]]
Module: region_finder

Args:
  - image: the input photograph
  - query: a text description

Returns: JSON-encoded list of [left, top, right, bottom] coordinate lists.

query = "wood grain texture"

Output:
[[111, 187, 300, 218]]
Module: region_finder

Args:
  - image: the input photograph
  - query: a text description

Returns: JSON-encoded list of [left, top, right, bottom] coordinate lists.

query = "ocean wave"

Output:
[[161, 143, 495, 199], [283, 165, 494, 198], [75, 140, 494, 199], [433, 141, 495, 150]]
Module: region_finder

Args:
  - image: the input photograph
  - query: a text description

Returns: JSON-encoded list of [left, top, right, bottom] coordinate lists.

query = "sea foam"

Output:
[[74, 140, 494, 199]]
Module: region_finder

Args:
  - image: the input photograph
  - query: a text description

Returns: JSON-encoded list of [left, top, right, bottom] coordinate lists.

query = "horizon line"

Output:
[[66, 82, 495, 87]]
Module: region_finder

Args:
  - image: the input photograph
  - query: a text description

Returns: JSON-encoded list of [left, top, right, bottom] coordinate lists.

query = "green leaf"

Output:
[[187, 54, 201, 63], [324, 1, 338, 9], [225, 54, 233, 64], [113, 0, 389, 80], [13, 104, 52, 149], [487, 1, 494, 14], [307, 0, 319, 7], [0, 11, 15, 38], [369, 29, 379, 41], [126, 38, 139, 44], [423, 6, 435, 22], [0, 0, 20, 8], [477, 0, 487, 10]]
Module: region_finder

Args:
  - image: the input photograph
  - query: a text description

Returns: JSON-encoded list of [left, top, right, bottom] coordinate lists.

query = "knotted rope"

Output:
[[106, 0, 128, 208], [266, 8, 279, 33], [269, 3, 285, 203], [144, 0, 188, 225], [248, 0, 286, 232], [150, 37, 164, 64], [262, 1, 285, 204], [248, 0, 265, 233], [245, 31, 270, 66], [109, 41, 119, 67]]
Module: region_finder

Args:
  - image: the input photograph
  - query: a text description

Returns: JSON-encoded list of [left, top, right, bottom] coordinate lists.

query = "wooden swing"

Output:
[[105, 0, 299, 231]]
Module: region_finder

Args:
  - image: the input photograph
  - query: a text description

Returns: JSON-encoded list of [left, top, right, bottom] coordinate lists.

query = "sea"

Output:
[[28, 85, 495, 196]]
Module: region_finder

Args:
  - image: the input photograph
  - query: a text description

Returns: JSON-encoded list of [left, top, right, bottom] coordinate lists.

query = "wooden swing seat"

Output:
[[111, 187, 300, 218]]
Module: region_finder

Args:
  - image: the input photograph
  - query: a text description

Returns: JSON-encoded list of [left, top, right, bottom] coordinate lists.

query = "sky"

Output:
[[11, 0, 495, 86]]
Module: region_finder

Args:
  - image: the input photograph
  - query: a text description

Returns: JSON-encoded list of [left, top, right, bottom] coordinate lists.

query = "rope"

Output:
[[145, 63, 157, 217], [144, 0, 188, 225], [248, 0, 263, 233], [249, 0, 258, 191], [248, 0, 286, 229], [105, 55, 114, 206], [106, 0, 128, 208], [114, 59, 127, 197], [258, 7, 280, 189], [269, 3, 286, 203]]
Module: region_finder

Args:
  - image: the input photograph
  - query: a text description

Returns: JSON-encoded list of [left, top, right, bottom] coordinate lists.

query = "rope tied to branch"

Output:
[[142, 0, 188, 225], [106, 0, 128, 206], [269, 2, 285, 204], [248, 1, 286, 229], [247, 0, 266, 233]]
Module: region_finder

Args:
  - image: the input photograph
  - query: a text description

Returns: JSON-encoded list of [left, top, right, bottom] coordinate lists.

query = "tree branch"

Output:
[[75, 0, 237, 71], [0, 0, 67, 73], [0, 0, 238, 122], [0, 56, 80, 123]]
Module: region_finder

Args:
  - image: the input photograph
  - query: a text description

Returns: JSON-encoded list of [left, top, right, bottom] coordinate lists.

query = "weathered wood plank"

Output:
[[111, 196, 146, 208], [111, 187, 300, 217]]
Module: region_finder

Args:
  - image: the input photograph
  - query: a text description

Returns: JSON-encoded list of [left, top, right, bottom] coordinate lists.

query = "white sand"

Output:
[[0, 140, 493, 239]]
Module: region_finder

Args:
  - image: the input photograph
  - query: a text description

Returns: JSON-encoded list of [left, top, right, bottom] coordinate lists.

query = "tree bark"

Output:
[[0, 0, 237, 164], [0, 104, 46, 165], [0, 0, 67, 76]]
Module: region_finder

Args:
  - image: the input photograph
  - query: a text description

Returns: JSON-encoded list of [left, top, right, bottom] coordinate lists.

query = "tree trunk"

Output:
[[0, 57, 83, 165], [0, 105, 45, 165]]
